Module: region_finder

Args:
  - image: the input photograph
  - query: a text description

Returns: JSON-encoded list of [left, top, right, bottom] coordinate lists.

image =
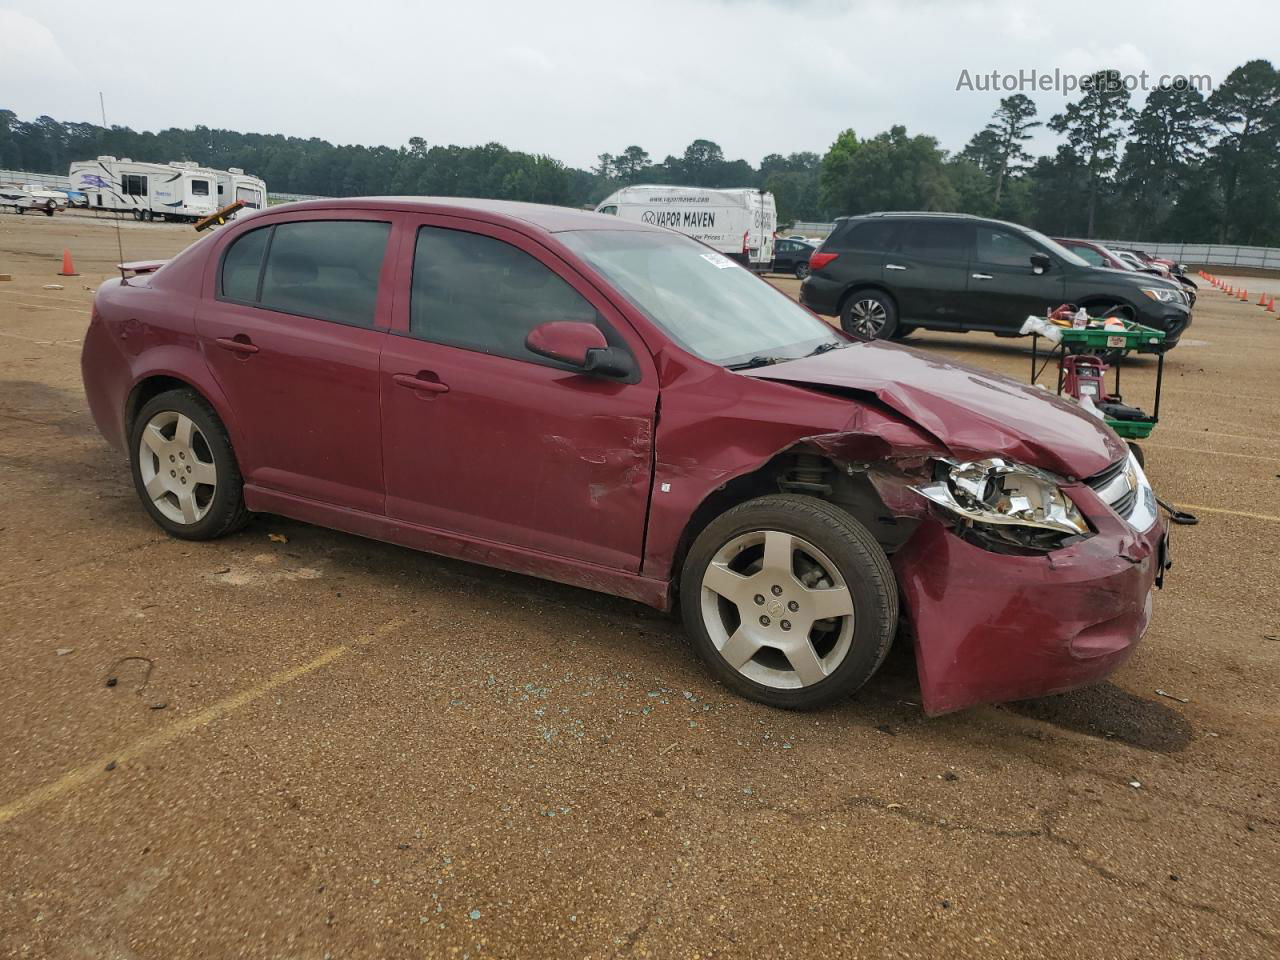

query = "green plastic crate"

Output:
[[1059, 321, 1166, 354], [1105, 418, 1156, 439]]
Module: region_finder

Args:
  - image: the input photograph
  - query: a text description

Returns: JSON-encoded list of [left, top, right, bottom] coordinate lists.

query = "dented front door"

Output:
[[380, 215, 658, 571]]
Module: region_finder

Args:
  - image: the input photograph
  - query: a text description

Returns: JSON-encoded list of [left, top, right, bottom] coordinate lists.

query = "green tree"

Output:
[[1207, 59, 1280, 243], [1048, 69, 1136, 235], [1118, 83, 1210, 235], [821, 126, 956, 216]]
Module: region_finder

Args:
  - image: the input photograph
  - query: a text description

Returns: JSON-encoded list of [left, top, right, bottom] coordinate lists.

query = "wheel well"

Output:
[[125, 375, 198, 433], [671, 449, 912, 586], [1077, 297, 1136, 319], [837, 284, 897, 318]]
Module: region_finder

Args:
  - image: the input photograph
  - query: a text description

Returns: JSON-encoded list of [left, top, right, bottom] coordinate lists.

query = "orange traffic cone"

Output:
[[1240, 289, 1249, 302], [1268, 297, 1276, 313], [58, 249, 78, 277], [1260, 292, 1269, 306]]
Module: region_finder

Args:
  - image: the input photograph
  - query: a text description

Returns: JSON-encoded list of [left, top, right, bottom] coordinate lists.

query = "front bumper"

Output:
[[1137, 305, 1192, 346], [892, 488, 1168, 715]]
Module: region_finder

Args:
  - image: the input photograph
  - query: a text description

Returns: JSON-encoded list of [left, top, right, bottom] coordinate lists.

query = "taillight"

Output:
[[742, 231, 750, 254], [810, 252, 839, 271]]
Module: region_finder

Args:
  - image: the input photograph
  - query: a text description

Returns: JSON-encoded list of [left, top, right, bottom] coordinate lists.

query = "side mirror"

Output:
[[525, 321, 633, 378], [1030, 253, 1052, 275]]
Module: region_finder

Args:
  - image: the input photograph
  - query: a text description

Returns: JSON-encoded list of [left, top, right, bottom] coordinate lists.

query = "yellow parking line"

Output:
[[1177, 504, 1280, 524], [1144, 442, 1279, 462], [0, 645, 349, 826]]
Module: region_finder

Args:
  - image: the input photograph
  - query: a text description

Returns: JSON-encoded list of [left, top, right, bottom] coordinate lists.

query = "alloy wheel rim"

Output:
[[849, 299, 887, 337], [700, 529, 855, 690], [137, 411, 217, 524]]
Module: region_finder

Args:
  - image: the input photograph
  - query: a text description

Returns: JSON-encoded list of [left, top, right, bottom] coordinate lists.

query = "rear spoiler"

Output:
[[117, 260, 168, 276]]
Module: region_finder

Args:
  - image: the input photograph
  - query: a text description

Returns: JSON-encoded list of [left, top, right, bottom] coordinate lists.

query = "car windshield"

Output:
[[1022, 228, 1091, 268], [561, 230, 841, 367]]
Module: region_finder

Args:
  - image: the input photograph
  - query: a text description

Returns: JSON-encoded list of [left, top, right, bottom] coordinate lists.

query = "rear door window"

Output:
[[901, 221, 971, 260], [974, 226, 1041, 267], [218, 219, 391, 327], [258, 221, 390, 327]]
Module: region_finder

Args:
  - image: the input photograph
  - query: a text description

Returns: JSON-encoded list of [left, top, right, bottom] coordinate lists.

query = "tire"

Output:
[[794, 261, 810, 280], [129, 389, 250, 540], [889, 324, 916, 340], [840, 289, 899, 340], [679, 494, 898, 710], [132, 209, 142, 221]]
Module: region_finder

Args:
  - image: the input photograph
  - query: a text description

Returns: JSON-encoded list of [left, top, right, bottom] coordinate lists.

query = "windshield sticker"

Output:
[[700, 252, 735, 269]]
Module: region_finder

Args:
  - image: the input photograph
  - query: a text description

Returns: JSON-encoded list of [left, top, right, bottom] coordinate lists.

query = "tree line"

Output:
[[2, 58, 1276, 244]]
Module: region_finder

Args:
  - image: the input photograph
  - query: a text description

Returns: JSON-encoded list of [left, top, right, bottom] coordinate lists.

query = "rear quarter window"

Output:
[[828, 220, 901, 253]]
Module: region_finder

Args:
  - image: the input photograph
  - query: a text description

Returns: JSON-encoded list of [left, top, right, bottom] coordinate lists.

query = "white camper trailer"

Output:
[[68, 157, 221, 222], [595, 186, 776, 271], [215, 167, 267, 211]]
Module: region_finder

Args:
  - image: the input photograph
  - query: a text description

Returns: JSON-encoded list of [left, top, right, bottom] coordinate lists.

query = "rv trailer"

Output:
[[68, 157, 224, 222]]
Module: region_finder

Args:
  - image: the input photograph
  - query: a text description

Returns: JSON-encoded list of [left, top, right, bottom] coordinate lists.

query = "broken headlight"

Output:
[[913, 458, 1090, 552]]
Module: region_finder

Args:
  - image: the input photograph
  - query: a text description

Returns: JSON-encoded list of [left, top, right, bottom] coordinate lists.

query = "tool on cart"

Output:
[[1024, 304, 1197, 525]]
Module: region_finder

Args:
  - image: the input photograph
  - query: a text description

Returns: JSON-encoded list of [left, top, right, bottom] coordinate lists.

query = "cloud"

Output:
[[0, 0, 1273, 170]]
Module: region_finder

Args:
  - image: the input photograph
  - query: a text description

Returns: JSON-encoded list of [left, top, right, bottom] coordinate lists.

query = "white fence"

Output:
[[0, 169, 72, 190], [1094, 240, 1280, 271]]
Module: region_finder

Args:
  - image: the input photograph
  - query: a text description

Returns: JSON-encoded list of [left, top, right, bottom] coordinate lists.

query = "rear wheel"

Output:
[[679, 495, 897, 710], [129, 389, 249, 540], [840, 290, 898, 340], [794, 261, 810, 280]]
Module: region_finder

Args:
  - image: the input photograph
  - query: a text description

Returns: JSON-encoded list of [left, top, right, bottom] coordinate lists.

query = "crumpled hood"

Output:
[[744, 340, 1126, 479]]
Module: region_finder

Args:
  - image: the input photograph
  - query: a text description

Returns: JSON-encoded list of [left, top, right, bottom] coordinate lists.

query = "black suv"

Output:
[[800, 213, 1192, 348]]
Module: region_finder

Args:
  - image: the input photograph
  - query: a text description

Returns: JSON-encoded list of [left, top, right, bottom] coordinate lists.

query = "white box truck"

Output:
[[595, 186, 776, 271], [68, 157, 222, 222]]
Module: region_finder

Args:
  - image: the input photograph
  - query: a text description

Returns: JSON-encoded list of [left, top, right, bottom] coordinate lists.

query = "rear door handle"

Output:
[[971, 273, 993, 280], [393, 372, 449, 394], [214, 336, 258, 355], [886, 263, 908, 271]]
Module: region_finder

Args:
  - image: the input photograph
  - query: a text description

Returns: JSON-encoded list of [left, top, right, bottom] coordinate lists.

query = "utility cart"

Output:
[[1028, 315, 1167, 466]]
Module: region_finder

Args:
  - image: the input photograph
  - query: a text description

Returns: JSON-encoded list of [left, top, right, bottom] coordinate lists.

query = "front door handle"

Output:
[[886, 263, 908, 271], [393, 372, 449, 394], [215, 336, 259, 355], [971, 273, 993, 280]]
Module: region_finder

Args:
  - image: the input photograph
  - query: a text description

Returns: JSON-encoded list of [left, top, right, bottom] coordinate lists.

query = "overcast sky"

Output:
[[2, 0, 1276, 170]]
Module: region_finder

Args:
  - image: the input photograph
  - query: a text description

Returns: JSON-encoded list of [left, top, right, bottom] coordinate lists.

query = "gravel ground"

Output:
[[1, 210, 1277, 959]]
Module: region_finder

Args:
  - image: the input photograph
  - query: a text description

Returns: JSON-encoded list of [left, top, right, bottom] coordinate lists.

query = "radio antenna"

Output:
[[99, 91, 128, 283]]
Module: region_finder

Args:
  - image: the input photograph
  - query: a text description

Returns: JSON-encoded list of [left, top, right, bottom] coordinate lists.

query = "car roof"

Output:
[[832, 211, 1030, 232], [268, 196, 660, 234]]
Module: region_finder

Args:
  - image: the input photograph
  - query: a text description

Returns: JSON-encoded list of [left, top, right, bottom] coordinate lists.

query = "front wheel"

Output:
[[129, 389, 250, 540], [679, 495, 898, 710], [840, 290, 898, 339]]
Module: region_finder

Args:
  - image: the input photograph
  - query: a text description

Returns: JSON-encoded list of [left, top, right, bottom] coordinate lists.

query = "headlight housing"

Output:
[[913, 458, 1090, 553], [1142, 286, 1182, 304]]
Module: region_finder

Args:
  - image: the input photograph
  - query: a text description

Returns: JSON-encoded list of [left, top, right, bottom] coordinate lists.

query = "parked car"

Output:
[[1111, 248, 1168, 276], [0, 186, 59, 216], [773, 237, 817, 278], [80, 198, 1170, 715], [800, 212, 1192, 348], [1056, 238, 1196, 308]]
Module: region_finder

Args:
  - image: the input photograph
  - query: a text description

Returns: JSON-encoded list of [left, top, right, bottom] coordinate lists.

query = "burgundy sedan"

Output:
[[81, 198, 1170, 714]]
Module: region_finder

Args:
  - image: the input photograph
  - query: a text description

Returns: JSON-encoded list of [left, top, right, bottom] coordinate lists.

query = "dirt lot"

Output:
[[1, 210, 1277, 959]]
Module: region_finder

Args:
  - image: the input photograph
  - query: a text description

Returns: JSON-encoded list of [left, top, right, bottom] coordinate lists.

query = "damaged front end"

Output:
[[797, 418, 1167, 716], [868, 450, 1165, 716]]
